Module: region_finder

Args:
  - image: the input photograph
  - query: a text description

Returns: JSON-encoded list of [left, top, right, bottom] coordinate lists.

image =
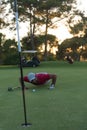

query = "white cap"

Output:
[[28, 73, 35, 82]]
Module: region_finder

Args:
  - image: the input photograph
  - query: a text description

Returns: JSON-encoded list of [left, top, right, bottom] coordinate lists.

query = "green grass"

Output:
[[0, 61, 87, 130]]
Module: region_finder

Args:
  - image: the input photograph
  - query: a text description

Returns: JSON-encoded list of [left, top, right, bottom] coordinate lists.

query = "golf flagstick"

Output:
[[14, 0, 31, 127]]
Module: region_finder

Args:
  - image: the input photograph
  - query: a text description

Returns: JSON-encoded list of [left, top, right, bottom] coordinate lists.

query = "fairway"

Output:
[[0, 61, 87, 130]]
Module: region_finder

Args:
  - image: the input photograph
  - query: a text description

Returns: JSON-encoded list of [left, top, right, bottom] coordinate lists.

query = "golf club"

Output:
[[8, 86, 21, 91], [8, 86, 30, 91]]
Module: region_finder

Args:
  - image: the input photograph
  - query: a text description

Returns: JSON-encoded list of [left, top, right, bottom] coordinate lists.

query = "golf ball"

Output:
[[32, 89, 36, 92]]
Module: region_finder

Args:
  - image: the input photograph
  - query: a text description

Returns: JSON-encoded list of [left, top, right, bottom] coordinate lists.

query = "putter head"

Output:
[[8, 87, 13, 91]]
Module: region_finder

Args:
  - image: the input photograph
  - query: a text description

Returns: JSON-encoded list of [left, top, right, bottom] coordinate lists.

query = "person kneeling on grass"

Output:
[[20, 72, 57, 89]]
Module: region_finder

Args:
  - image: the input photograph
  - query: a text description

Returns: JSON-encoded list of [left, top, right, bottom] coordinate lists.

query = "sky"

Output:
[[0, 0, 87, 43], [76, 0, 87, 16]]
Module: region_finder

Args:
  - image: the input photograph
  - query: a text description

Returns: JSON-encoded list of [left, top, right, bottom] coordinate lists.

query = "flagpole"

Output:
[[14, 0, 31, 127]]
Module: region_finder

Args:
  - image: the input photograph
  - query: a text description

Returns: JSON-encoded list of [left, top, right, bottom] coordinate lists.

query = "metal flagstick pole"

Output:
[[14, 0, 31, 127]]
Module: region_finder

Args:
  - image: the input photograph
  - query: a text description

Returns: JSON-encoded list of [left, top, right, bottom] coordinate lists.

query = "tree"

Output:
[[68, 11, 87, 36], [3, 0, 86, 61], [8, 0, 75, 60], [0, 33, 6, 64], [57, 36, 87, 61], [0, 1, 6, 29], [0, 0, 15, 33], [3, 39, 19, 65], [21, 34, 57, 60], [34, 0, 74, 60]]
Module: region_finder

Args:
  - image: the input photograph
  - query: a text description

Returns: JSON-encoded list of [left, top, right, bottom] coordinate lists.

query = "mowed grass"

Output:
[[0, 61, 87, 130]]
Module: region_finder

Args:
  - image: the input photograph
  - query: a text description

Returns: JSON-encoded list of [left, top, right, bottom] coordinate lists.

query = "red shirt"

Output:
[[23, 73, 51, 85]]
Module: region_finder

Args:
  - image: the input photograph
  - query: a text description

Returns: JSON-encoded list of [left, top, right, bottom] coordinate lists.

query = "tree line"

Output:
[[0, 0, 87, 65]]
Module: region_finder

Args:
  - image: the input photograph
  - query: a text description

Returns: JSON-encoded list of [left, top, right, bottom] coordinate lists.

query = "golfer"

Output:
[[65, 55, 73, 64], [20, 72, 57, 89]]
